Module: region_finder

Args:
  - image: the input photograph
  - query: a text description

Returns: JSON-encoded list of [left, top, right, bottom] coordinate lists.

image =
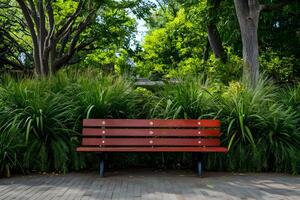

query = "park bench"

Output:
[[76, 119, 228, 177]]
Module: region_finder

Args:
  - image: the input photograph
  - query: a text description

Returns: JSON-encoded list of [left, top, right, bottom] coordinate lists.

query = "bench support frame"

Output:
[[98, 153, 105, 177], [196, 153, 204, 177]]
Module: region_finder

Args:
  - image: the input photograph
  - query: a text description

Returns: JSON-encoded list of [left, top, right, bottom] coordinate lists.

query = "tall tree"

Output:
[[233, 0, 298, 86], [15, 0, 102, 76]]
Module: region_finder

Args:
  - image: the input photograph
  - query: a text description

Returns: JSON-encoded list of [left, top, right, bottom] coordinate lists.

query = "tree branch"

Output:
[[38, 0, 47, 46], [0, 27, 33, 60], [45, 0, 55, 48], [0, 56, 26, 70], [53, 39, 94, 70], [16, 1, 39, 51], [16, 0, 41, 74], [27, 0, 40, 27], [58, 28, 72, 57], [55, 0, 85, 39], [44, 0, 56, 61], [68, 10, 95, 55]]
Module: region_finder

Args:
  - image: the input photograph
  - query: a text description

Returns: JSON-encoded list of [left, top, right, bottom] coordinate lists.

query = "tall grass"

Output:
[[0, 78, 78, 173], [150, 77, 218, 119], [72, 73, 143, 119], [0, 70, 150, 176], [207, 79, 300, 173], [0, 71, 299, 176], [278, 83, 300, 173], [0, 117, 24, 177]]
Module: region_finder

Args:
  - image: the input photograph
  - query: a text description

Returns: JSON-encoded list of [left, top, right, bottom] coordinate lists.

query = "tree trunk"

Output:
[[203, 39, 210, 61], [207, 0, 227, 63], [234, 0, 260, 86], [207, 23, 227, 62]]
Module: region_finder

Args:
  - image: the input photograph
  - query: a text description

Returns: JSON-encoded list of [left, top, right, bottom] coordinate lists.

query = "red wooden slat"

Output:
[[83, 128, 221, 137], [83, 119, 220, 128], [76, 147, 228, 152], [81, 138, 220, 146]]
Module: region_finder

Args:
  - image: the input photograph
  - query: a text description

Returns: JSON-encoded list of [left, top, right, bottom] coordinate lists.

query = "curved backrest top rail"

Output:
[[83, 119, 220, 128]]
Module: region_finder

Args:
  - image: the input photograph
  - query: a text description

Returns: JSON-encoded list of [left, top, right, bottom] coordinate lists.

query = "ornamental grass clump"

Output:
[[72, 72, 144, 119], [150, 77, 218, 119], [209, 78, 300, 174], [0, 116, 24, 177], [0, 77, 78, 173]]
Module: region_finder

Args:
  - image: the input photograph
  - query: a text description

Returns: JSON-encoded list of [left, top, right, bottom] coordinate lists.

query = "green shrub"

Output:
[[260, 51, 297, 82]]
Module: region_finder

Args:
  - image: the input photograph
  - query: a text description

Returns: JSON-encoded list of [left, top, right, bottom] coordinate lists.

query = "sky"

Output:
[[135, 18, 148, 43], [133, 0, 158, 43]]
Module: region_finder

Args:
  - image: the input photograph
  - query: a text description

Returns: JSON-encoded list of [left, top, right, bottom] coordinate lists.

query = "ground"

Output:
[[0, 169, 299, 200]]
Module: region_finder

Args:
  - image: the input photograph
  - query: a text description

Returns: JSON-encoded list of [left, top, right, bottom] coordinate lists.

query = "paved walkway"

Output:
[[0, 169, 299, 200]]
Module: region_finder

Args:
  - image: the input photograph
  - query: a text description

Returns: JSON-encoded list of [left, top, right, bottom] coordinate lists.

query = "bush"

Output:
[[260, 51, 298, 82]]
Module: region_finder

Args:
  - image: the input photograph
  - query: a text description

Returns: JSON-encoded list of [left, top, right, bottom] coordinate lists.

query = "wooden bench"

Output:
[[76, 119, 228, 177]]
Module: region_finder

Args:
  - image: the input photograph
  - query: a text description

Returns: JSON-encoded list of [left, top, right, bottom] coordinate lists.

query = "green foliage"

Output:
[[136, 8, 206, 80], [211, 78, 300, 173], [281, 84, 300, 113], [136, 0, 300, 83], [204, 52, 243, 84], [0, 119, 24, 177], [72, 71, 143, 119], [220, 79, 275, 150], [260, 51, 298, 82], [146, 76, 300, 174], [136, 5, 243, 83], [83, 49, 134, 76], [279, 83, 300, 172], [0, 71, 299, 176], [0, 77, 78, 172], [150, 77, 217, 119]]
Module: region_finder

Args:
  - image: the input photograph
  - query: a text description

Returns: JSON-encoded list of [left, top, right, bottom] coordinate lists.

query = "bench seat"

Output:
[[76, 147, 228, 152]]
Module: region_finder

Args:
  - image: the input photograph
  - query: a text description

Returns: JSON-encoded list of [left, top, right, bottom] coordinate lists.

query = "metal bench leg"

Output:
[[196, 153, 204, 177], [99, 153, 105, 177]]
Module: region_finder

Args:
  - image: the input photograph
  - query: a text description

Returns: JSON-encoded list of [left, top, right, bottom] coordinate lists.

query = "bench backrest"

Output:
[[81, 119, 221, 148]]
